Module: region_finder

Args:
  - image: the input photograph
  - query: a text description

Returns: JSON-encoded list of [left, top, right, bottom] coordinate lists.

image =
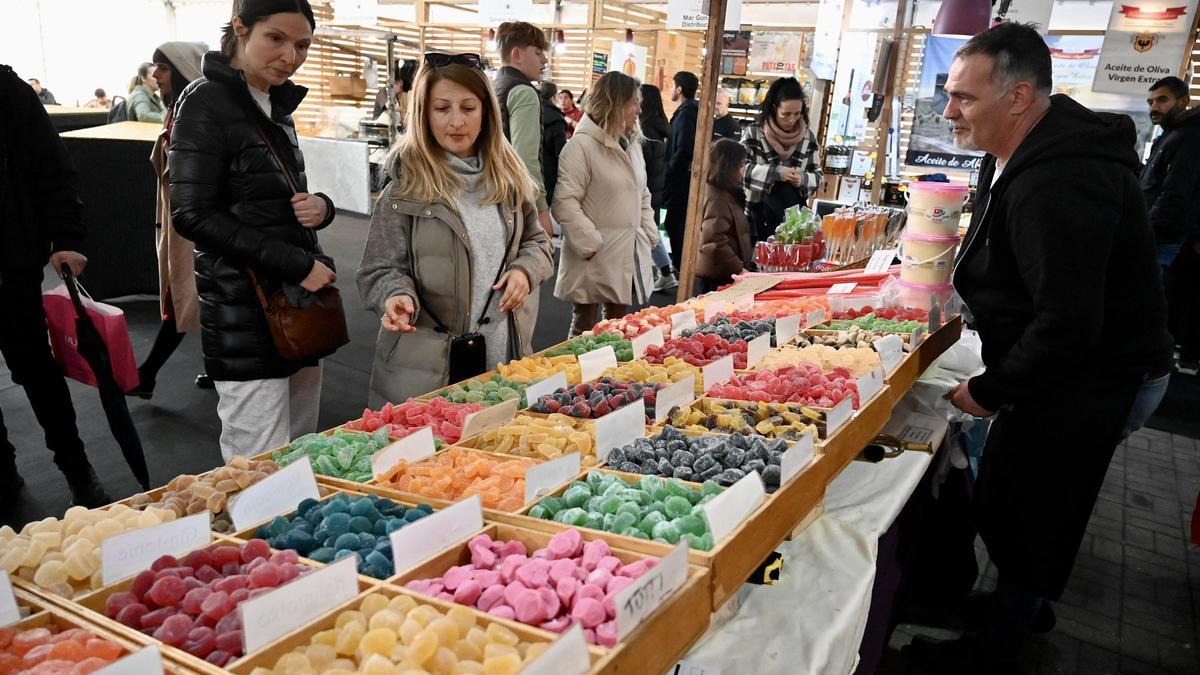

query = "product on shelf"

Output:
[[344, 399, 485, 445], [430, 375, 527, 409], [607, 426, 791, 491], [127, 456, 280, 533], [275, 430, 396, 483], [0, 504, 178, 599], [254, 494, 435, 580], [466, 414, 600, 466], [821, 206, 906, 266], [899, 231, 959, 287], [526, 378, 660, 421], [528, 471, 721, 551], [756, 344, 880, 377], [683, 316, 777, 347], [543, 333, 634, 362], [591, 305, 680, 340], [495, 355, 582, 385], [643, 334, 749, 369], [832, 305, 927, 323], [103, 540, 309, 666], [708, 364, 859, 408], [813, 313, 923, 334], [796, 326, 904, 350], [404, 529, 654, 647], [0, 622, 128, 673], [601, 358, 704, 396], [377, 448, 537, 512], [258, 591, 549, 674], [669, 399, 823, 441], [904, 181, 967, 237]]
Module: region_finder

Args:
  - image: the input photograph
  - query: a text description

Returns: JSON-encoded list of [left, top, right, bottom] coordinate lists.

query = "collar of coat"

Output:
[[200, 51, 307, 120], [386, 186, 519, 247], [575, 113, 636, 150]]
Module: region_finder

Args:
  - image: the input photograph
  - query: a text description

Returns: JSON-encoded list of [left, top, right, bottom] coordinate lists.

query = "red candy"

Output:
[[833, 306, 927, 322], [644, 333, 749, 369], [147, 576, 186, 606], [343, 397, 483, 444], [527, 378, 659, 421], [708, 363, 860, 408]]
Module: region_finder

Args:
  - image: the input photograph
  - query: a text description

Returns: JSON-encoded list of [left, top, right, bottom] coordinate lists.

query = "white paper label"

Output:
[[855, 366, 885, 406], [865, 249, 897, 274], [240, 555, 359, 653], [702, 355, 735, 393], [776, 313, 802, 345], [672, 659, 722, 675], [703, 298, 728, 324], [525, 453, 582, 504], [526, 371, 568, 408], [594, 398, 646, 461], [701, 471, 766, 544], [101, 513, 212, 585], [391, 495, 485, 576], [229, 456, 321, 531], [732, 294, 754, 312], [884, 412, 950, 453], [825, 397, 854, 435], [874, 335, 905, 374], [746, 334, 771, 367], [654, 376, 696, 423], [780, 435, 816, 486], [909, 325, 926, 348], [670, 310, 697, 337], [828, 282, 858, 294], [460, 398, 520, 439], [521, 623, 590, 675], [0, 571, 20, 627], [372, 425, 435, 478], [478, 0, 533, 24], [578, 345, 618, 383], [806, 309, 826, 327], [631, 325, 665, 358], [614, 541, 688, 640], [95, 645, 163, 675]]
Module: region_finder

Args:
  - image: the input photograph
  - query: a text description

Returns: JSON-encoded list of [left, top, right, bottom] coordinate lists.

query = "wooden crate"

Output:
[[882, 315, 963, 399]]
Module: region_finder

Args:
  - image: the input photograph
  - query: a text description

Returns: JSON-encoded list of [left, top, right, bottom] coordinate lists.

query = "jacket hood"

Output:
[[1165, 104, 1200, 130], [576, 112, 621, 147], [1002, 94, 1140, 180], [199, 51, 307, 117], [156, 42, 207, 84]]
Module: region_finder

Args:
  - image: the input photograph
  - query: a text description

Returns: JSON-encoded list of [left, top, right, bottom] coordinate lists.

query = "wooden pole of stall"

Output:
[[1178, 11, 1200, 79], [675, 0, 728, 302], [868, 0, 912, 204]]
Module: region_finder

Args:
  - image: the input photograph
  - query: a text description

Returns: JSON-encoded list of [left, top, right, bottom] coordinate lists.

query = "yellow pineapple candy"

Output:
[[334, 621, 365, 656], [408, 629, 439, 664], [427, 617, 460, 645], [457, 662, 486, 674], [428, 646, 459, 674], [273, 651, 312, 672], [482, 653, 522, 675], [360, 592, 390, 619], [484, 622, 519, 646], [312, 628, 339, 647], [305, 643, 337, 669], [359, 627, 399, 658], [360, 653, 399, 675], [446, 605, 477, 634], [523, 642, 550, 662], [335, 609, 367, 629], [398, 618, 423, 645], [369, 608, 404, 633], [453, 638, 484, 662], [388, 593, 419, 616]]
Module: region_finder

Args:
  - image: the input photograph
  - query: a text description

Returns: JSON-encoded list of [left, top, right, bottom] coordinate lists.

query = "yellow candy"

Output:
[[472, 414, 599, 466], [360, 592, 390, 619], [388, 594, 418, 616], [408, 630, 438, 664], [335, 621, 365, 656], [428, 646, 458, 674], [497, 355, 581, 384], [458, 662, 486, 674], [305, 643, 336, 668], [360, 628, 399, 658], [369, 609, 404, 633], [757, 345, 880, 376], [427, 617, 460, 645], [335, 610, 367, 629], [603, 357, 704, 395], [482, 653, 523, 675], [485, 622, 518, 646], [360, 653, 399, 675], [398, 618, 423, 645]]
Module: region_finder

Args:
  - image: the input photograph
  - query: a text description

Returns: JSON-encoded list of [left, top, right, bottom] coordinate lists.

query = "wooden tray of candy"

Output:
[[42, 533, 384, 675], [248, 428, 425, 496], [668, 397, 835, 441], [390, 520, 712, 674], [881, 315, 962, 399], [453, 413, 604, 469], [489, 460, 826, 611]]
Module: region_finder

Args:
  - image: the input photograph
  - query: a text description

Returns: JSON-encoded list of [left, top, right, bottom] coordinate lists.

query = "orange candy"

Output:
[[1, 625, 124, 674], [379, 447, 536, 511], [10, 628, 52, 657], [69, 658, 111, 675], [81, 639, 122, 661]]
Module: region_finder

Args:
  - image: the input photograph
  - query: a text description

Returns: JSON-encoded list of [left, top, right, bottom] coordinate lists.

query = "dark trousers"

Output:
[[1166, 238, 1200, 361], [0, 279, 87, 474], [665, 201, 688, 272]]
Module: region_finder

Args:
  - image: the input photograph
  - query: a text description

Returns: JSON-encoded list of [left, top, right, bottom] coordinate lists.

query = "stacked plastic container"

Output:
[[897, 182, 967, 309]]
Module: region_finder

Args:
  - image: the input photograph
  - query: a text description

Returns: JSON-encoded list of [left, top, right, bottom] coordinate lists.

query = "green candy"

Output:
[[675, 514, 706, 537], [664, 496, 692, 518], [563, 484, 592, 508], [275, 430, 391, 482], [528, 504, 548, 519], [433, 374, 529, 409], [639, 510, 666, 535]]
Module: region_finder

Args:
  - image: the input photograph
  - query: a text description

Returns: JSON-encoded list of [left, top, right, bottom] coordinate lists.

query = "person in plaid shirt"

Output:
[[740, 77, 822, 242]]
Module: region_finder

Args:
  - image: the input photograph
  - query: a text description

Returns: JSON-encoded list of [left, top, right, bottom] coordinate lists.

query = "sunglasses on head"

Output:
[[423, 52, 483, 70]]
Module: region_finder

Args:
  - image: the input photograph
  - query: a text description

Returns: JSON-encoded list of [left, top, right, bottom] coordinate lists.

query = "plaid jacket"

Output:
[[741, 123, 823, 206]]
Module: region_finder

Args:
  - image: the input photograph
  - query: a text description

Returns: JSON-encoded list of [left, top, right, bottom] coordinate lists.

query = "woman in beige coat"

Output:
[[129, 41, 209, 398], [358, 55, 553, 406], [553, 72, 658, 337]]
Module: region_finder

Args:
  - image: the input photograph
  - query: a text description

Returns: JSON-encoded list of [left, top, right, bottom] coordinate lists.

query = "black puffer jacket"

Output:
[[1140, 106, 1200, 245], [169, 52, 336, 381], [642, 136, 667, 211]]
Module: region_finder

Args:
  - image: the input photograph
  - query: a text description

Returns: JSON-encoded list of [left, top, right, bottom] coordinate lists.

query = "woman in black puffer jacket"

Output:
[[170, 0, 338, 461]]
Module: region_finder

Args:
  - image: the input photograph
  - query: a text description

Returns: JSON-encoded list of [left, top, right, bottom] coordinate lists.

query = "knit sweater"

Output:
[[446, 152, 509, 368]]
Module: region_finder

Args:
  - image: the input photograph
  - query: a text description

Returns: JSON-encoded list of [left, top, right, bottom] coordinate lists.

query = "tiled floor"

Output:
[[887, 427, 1200, 674]]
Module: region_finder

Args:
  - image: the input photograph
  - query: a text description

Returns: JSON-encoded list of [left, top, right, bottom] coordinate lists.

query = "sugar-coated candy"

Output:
[[601, 357, 704, 396], [466, 413, 599, 466], [126, 456, 280, 533], [608, 426, 800, 492], [544, 332, 634, 362], [670, 398, 824, 440], [833, 305, 927, 322], [708, 363, 860, 409], [378, 447, 536, 511], [591, 304, 682, 339], [683, 316, 778, 346], [495, 354, 582, 385], [273, 429, 393, 483], [344, 397, 483, 444], [526, 378, 660, 421], [644, 333, 749, 369], [814, 312, 923, 334], [432, 374, 529, 409], [756, 344, 880, 377], [0, 623, 127, 671]]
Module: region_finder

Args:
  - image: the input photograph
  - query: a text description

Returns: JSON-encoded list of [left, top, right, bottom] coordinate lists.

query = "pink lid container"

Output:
[[906, 182, 969, 195]]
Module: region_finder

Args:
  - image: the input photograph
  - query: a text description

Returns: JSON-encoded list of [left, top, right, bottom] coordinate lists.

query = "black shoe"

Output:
[[195, 374, 214, 389], [64, 464, 111, 508], [904, 635, 1020, 675], [126, 368, 155, 399], [965, 593, 1057, 634]]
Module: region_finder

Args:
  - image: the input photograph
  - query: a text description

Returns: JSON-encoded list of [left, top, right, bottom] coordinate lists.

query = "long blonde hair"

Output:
[[387, 63, 537, 210], [586, 71, 642, 141]]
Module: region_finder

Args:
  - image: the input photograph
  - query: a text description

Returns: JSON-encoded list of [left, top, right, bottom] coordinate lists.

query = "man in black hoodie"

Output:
[[907, 24, 1173, 673]]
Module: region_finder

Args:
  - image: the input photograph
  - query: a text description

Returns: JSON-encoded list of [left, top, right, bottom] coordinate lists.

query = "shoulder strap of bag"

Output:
[[253, 120, 298, 195], [244, 268, 275, 312]]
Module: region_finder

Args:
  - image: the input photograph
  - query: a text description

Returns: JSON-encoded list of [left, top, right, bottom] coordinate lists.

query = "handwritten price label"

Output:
[[631, 325, 665, 358], [670, 310, 697, 337], [525, 371, 568, 408], [614, 541, 688, 640], [228, 457, 320, 531], [0, 572, 20, 627]]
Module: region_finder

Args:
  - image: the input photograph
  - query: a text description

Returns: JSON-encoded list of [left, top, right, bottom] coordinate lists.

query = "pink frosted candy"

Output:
[[531, 548, 553, 560], [438, 592, 454, 601], [513, 588, 547, 624], [595, 621, 619, 647], [618, 560, 650, 578], [443, 565, 472, 591], [405, 579, 435, 594], [606, 575, 634, 596], [581, 539, 609, 571], [488, 604, 516, 621], [469, 535, 497, 568], [453, 579, 482, 605], [427, 583, 444, 596], [500, 554, 528, 584], [537, 586, 561, 618], [539, 616, 572, 633], [584, 628, 596, 644], [549, 558, 576, 585], [585, 568, 613, 589], [547, 529, 583, 559], [571, 597, 605, 628], [494, 540, 527, 558], [475, 570, 502, 587], [597, 555, 622, 573], [644, 558, 658, 570], [556, 577, 578, 607], [576, 583, 605, 605], [476, 585, 506, 611], [515, 558, 550, 588], [503, 581, 529, 609]]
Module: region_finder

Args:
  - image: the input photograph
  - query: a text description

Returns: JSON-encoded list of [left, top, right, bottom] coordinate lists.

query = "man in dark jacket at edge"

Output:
[[539, 81, 567, 205], [1141, 75, 1200, 370], [0, 65, 111, 510], [664, 71, 699, 272], [906, 24, 1173, 673]]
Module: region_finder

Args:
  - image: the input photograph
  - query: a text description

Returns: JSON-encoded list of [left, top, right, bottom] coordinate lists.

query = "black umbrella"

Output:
[[61, 265, 151, 489]]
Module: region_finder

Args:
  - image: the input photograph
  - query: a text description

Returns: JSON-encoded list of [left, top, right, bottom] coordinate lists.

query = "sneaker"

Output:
[[654, 271, 679, 292], [64, 463, 111, 508]]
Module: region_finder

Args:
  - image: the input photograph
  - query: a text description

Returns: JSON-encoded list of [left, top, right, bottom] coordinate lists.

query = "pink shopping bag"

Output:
[[42, 284, 139, 392]]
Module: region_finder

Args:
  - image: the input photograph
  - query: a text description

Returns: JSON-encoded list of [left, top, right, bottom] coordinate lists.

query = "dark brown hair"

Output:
[[707, 138, 747, 198], [221, 0, 316, 58], [496, 22, 548, 63]]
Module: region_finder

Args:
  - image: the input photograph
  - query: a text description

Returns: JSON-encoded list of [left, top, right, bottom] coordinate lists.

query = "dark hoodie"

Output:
[[1141, 105, 1200, 245], [954, 94, 1172, 413]]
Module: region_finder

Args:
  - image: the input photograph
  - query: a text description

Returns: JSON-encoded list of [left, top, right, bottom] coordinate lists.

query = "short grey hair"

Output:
[[955, 22, 1052, 95]]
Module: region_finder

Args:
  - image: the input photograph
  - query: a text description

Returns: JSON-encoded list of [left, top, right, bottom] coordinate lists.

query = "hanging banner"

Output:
[[1092, 0, 1199, 95], [611, 42, 650, 81], [904, 36, 985, 170], [478, 0, 534, 25], [811, 0, 846, 79], [750, 31, 802, 74], [666, 0, 743, 31], [1048, 35, 1155, 150], [721, 31, 751, 76]]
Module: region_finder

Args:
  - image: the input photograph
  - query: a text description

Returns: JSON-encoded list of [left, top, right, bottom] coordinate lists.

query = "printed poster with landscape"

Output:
[[905, 36, 984, 171], [1092, 0, 1200, 96], [1048, 35, 1154, 152]]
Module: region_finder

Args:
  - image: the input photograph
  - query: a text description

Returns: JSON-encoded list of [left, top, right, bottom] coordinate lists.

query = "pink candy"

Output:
[[405, 529, 653, 646]]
